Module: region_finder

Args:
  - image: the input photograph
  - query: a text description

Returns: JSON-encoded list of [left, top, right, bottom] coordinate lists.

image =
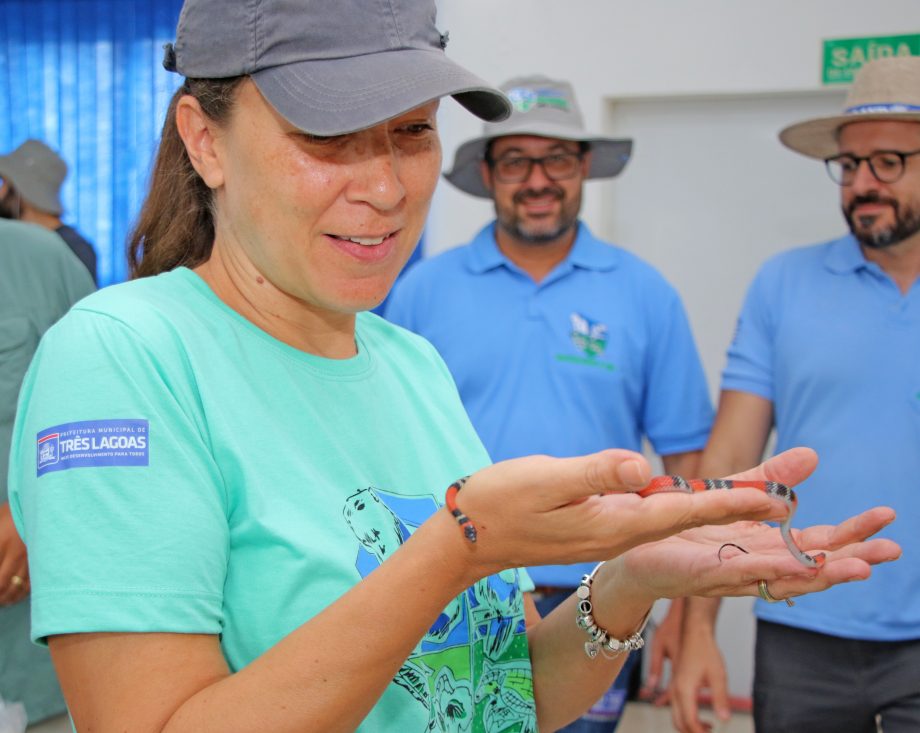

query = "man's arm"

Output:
[[671, 390, 774, 733], [694, 391, 774, 485], [661, 450, 702, 478], [639, 450, 701, 702]]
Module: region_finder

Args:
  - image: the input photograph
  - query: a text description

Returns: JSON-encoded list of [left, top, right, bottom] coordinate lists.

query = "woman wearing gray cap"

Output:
[[6, 2, 899, 732]]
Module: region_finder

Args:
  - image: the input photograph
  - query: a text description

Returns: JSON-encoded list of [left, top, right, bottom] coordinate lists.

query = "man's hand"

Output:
[[0, 502, 30, 605], [670, 611, 730, 733], [640, 597, 683, 705]]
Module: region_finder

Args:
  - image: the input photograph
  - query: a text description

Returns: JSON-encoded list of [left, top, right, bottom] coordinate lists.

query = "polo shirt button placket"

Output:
[[527, 292, 542, 320]]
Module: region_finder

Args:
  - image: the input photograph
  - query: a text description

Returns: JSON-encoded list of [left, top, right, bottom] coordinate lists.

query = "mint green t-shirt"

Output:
[[9, 268, 536, 733]]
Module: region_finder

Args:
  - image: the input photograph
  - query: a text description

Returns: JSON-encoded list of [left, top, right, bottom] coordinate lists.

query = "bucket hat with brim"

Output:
[[780, 55, 920, 159], [0, 139, 67, 216], [444, 75, 633, 199]]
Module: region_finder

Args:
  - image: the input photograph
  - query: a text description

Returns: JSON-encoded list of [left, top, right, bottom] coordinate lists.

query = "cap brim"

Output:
[[444, 132, 633, 198], [251, 47, 509, 136], [780, 111, 920, 159]]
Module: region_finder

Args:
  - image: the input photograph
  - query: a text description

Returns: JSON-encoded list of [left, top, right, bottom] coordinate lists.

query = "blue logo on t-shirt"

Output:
[[36, 419, 149, 477]]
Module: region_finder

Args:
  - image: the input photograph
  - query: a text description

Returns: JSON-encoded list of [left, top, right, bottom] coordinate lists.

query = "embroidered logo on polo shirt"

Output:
[[569, 312, 607, 357], [37, 419, 149, 477], [555, 313, 616, 371]]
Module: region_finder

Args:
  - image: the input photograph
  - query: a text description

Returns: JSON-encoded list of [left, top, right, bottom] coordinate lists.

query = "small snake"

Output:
[[445, 476, 476, 542], [445, 474, 825, 568], [639, 476, 825, 568]]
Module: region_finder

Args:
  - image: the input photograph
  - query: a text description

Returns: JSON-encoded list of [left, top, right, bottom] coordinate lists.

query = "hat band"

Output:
[[845, 102, 920, 115]]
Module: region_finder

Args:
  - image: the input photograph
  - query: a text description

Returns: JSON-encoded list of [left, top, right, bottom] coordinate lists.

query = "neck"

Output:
[[195, 240, 358, 359], [860, 230, 920, 295], [20, 207, 62, 231], [493, 222, 578, 283]]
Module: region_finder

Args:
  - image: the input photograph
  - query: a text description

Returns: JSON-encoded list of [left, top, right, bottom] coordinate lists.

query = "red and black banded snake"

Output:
[[445, 474, 826, 569]]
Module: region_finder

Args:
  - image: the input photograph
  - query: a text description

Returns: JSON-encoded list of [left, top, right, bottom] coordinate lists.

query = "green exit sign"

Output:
[[823, 34, 920, 85]]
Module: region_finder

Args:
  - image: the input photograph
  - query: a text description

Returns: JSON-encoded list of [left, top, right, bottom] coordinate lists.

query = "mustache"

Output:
[[513, 187, 564, 205], [846, 192, 899, 217]]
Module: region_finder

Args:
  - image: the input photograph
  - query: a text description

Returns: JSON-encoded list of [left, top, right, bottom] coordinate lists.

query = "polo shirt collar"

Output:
[[466, 223, 506, 273], [466, 221, 622, 275], [823, 234, 870, 275]]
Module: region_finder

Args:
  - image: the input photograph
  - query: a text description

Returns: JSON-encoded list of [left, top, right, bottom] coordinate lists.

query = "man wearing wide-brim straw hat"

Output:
[[672, 55, 920, 733], [779, 54, 920, 159], [387, 74, 714, 732]]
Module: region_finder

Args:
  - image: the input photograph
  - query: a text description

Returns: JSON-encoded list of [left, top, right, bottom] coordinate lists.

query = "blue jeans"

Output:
[[534, 590, 639, 733]]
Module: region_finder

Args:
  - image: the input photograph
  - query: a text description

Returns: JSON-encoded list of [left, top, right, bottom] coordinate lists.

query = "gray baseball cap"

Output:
[[163, 0, 511, 136], [444, 75, 633, 198], [0, 139, 67, 216]]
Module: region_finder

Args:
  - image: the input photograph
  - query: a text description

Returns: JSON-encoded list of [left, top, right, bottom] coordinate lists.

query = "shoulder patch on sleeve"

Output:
[[37, 419, 149, 476]]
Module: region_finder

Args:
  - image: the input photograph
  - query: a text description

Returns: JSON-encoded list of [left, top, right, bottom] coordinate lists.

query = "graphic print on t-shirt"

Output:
[[343, 486, 536, 733]]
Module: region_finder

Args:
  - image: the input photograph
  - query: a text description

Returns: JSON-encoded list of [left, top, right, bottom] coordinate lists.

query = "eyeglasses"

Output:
[[824, 149, 920, 186], [488, 151, 584, 184]]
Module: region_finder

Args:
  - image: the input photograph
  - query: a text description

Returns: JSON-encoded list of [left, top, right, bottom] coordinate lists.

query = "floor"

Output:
[[618, 701, 754, 733]]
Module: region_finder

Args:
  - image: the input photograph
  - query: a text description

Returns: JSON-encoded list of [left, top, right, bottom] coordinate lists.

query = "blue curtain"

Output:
[[0, 0, 183, 286]]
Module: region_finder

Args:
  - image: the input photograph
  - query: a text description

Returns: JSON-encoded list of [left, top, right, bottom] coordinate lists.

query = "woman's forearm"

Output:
[[55, 508, 479, 733], [527, 560, 654, 731], [171, 508, 477, 732]]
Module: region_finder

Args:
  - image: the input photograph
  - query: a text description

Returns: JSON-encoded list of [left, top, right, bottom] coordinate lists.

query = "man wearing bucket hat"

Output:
[[671, 55, 920, 733], [386, 75, 714, 731], [0, 139, 97, 283]]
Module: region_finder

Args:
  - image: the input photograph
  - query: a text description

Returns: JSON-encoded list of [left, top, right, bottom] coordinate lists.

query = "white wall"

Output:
[[432, 0, 919, 254], [427, 0, 920, 701]]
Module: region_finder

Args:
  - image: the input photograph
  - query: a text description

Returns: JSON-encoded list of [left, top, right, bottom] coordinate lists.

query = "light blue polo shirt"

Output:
[[724, 234, 920, 641], [386, 222, 713, 587]]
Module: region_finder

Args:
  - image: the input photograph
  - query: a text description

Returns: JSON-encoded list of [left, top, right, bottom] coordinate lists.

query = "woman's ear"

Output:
[[176, 95, 225, 189]]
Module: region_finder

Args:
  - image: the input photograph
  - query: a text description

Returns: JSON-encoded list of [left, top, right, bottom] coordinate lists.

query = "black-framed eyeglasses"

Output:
[[824, 149, 920, 186], [487, 151, 584, 184]]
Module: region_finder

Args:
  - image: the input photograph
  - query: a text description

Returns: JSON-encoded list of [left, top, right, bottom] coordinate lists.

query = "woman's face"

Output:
[[206, 80, 441, 315]]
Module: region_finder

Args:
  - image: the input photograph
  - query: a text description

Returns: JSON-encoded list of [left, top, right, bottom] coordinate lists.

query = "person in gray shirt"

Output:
[[0, 218, 94, 727]]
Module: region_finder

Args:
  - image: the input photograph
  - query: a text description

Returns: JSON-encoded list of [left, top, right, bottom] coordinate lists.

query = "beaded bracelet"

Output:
[[576, 562, 652, 660]]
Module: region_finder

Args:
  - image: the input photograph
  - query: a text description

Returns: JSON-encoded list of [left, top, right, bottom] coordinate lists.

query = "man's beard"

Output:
[[496, 186, 579, 244], [844, 191, 920, 249], [0, 187, 19, 219]]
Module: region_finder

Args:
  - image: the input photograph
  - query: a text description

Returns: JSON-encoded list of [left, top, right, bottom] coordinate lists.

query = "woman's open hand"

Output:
[[452, 447, 798, 580], [598, 447, 900, 607]]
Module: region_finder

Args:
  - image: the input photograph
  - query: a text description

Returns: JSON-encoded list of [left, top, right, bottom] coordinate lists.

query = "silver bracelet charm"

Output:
[[575, 562, 652, 660]]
